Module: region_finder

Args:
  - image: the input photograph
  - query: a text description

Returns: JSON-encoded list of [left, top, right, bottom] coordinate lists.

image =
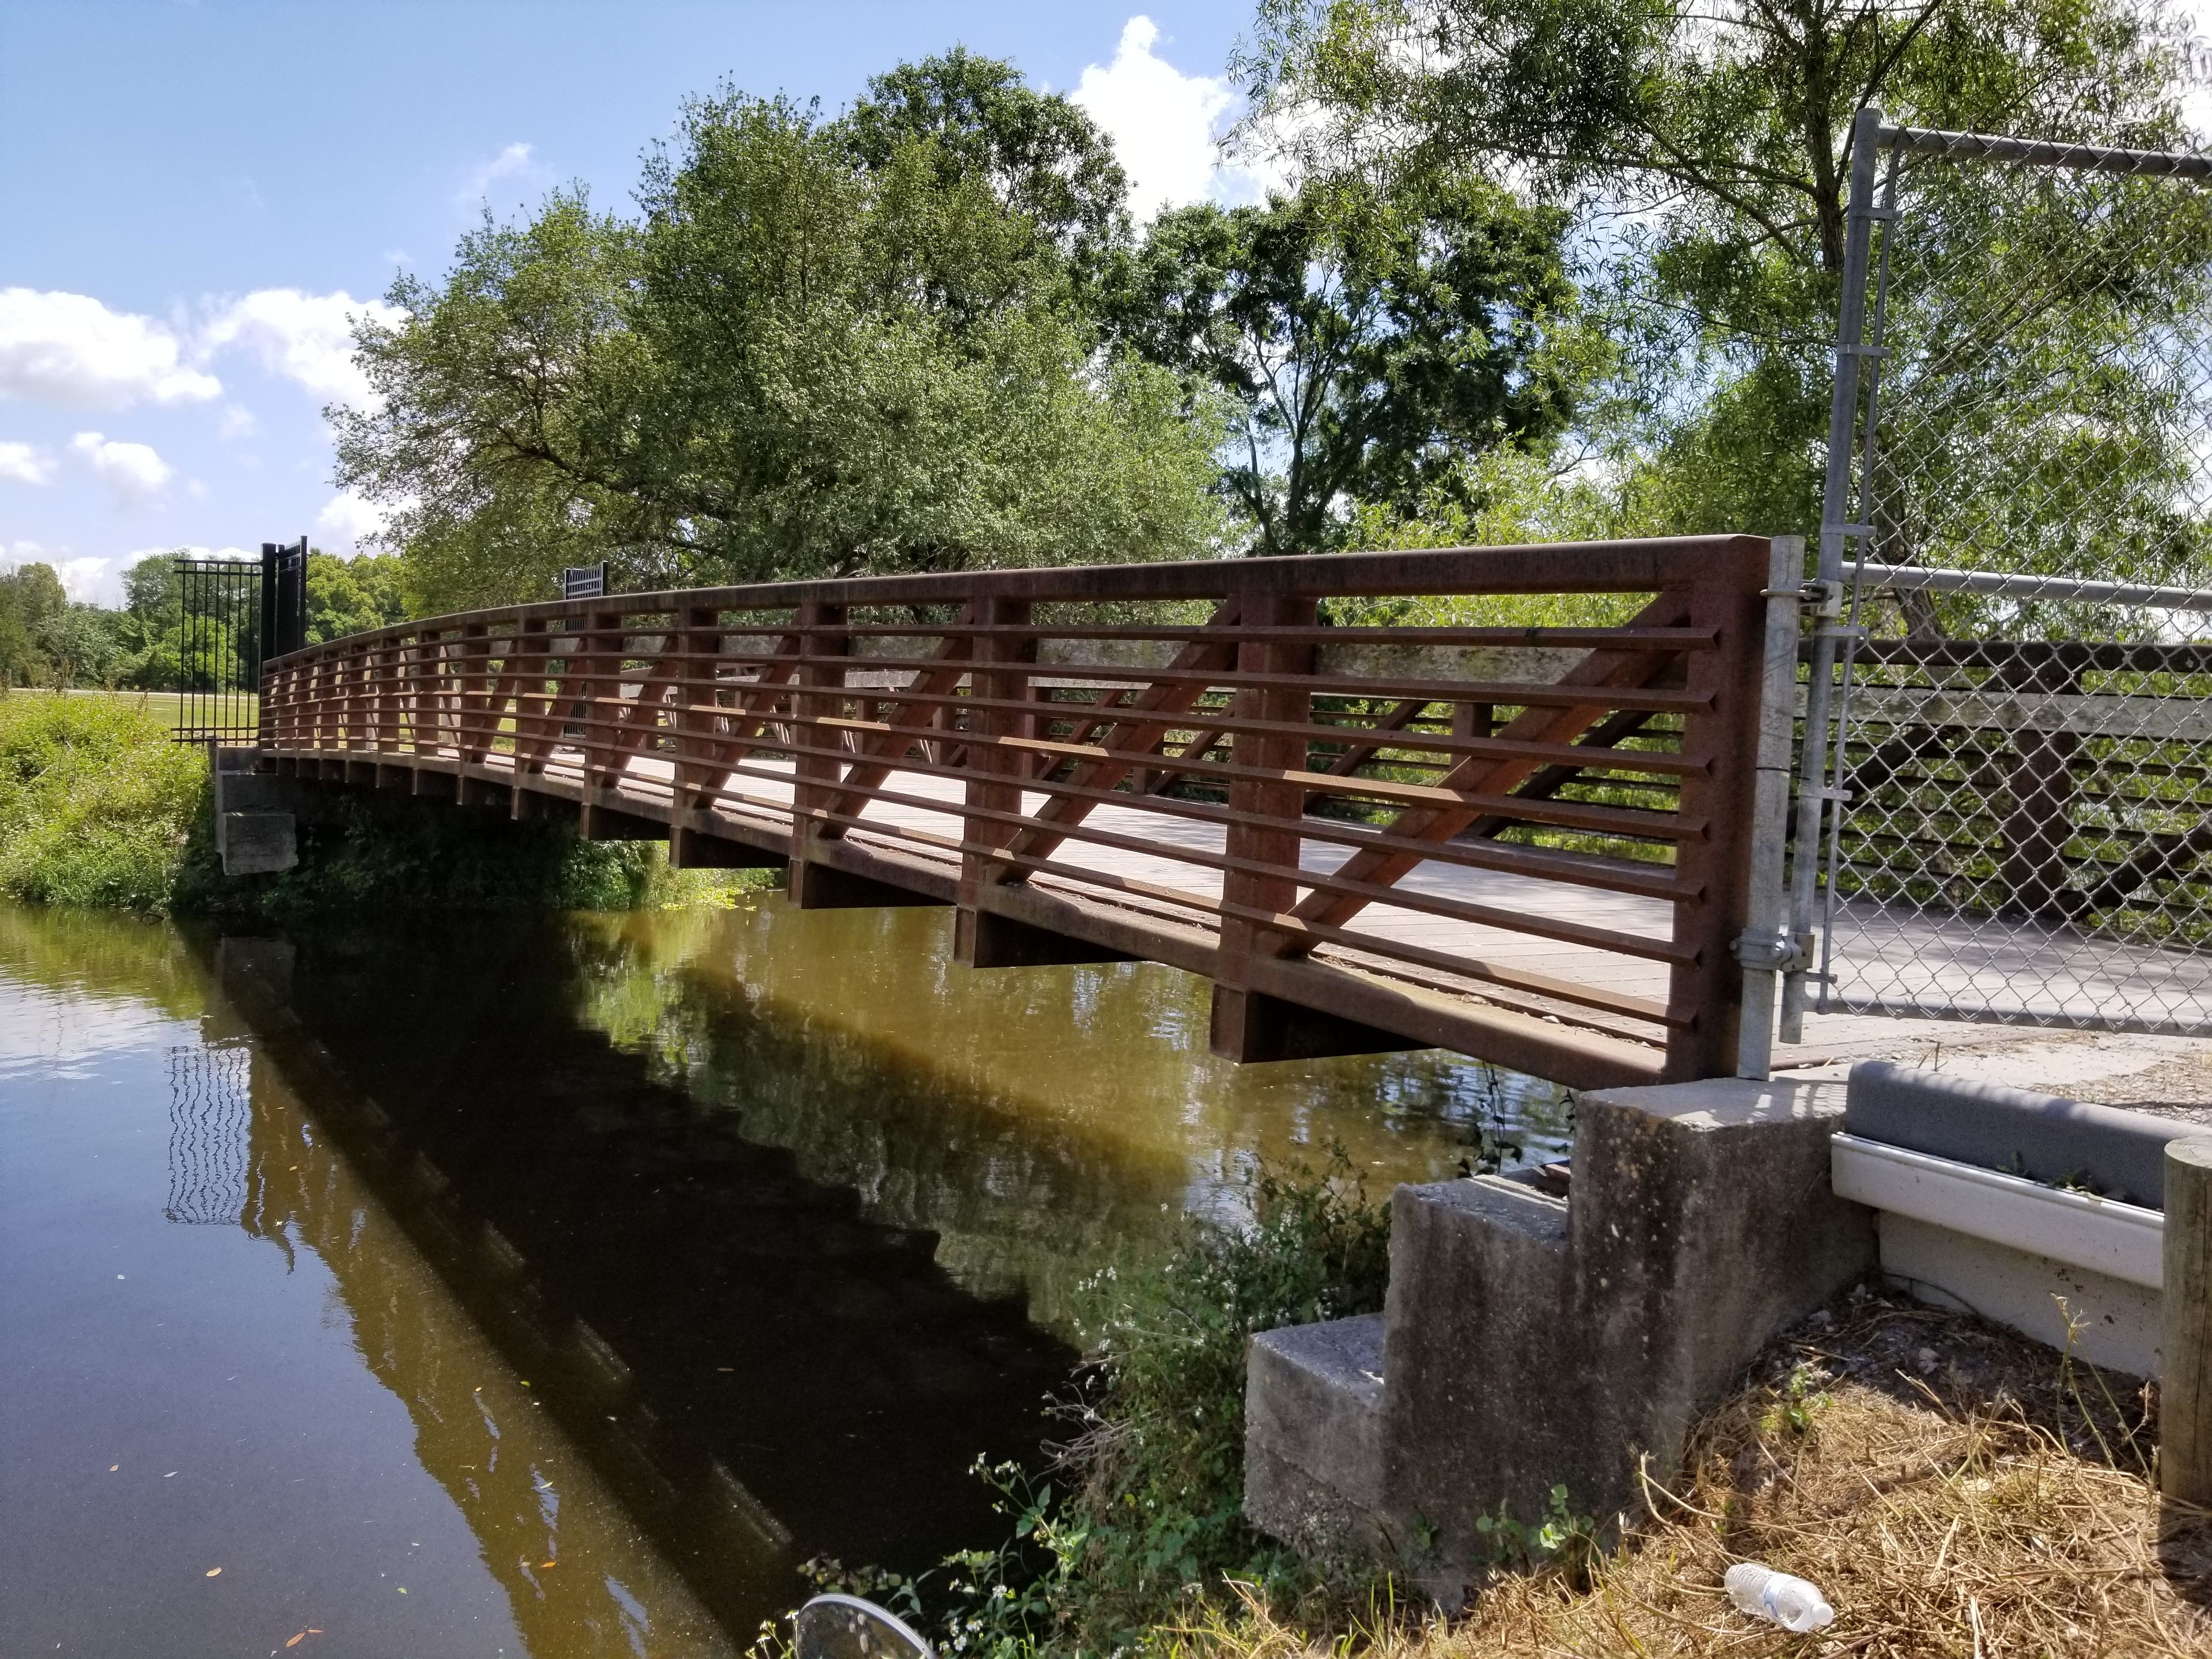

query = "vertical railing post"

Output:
[[1209, 588, 1316, 1062], [787, 600, 849, 906], [575, 608, 623, 834], [455, 623, 491, 766], [956, 596, 1036, 965], [1736, 535, 1807, 1078], [507, 617, 555, 815], [403, 630, 429, 757], [2163, 1138, 2212, 1509], [669, 604, 721, 863], [1665, 539, 1774, 1081]]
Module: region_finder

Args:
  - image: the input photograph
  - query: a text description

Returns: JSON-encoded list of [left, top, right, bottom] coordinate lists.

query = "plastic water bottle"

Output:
[[1724, 1562, 1835, 1632]]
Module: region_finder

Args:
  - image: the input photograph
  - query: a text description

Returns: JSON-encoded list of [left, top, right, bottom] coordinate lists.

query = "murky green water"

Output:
[[0, 897, 1568, 1657]]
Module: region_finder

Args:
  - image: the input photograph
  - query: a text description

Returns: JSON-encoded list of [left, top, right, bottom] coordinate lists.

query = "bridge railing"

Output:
[[258, 538, 1786, 1086]]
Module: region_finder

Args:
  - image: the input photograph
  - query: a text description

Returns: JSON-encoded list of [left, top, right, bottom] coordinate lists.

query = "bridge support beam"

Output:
[[1208, 984, 1419, 1063], [669, 825, 786, 870], [579, 797, 666, 842], [789, 859, 945, 910], [512, 786, 573, 825], [956, 907, 1134, 969]]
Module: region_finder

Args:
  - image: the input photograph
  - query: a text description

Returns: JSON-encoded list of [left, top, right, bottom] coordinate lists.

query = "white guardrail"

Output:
[[1831, 1133, 2164, 1289]]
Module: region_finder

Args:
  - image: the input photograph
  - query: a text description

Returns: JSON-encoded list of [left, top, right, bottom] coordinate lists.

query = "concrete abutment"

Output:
[[1244, 1077, 1874, 1598]]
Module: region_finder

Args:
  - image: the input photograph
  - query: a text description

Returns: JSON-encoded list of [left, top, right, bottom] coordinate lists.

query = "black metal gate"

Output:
[[176, 537, 306, 744]]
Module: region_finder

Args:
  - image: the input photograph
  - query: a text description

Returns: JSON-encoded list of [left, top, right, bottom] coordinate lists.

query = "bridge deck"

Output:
[[294, 743, 2212, 1078], [254, 542, 2212, 1085]]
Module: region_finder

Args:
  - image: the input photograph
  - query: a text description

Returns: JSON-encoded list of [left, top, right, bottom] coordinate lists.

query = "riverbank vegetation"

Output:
[[1180, 1289, 2207, 1657], [849, 1263, 2209, 1658], [0, 691, 749, 915], [795, 1156, 1397, 1654], [0, 694, 207, 908]]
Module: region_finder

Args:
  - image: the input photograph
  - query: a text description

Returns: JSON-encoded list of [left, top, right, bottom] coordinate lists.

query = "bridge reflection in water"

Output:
[[208, 921, 1082, 1642], [3, 899, 1563, 1656], [223, 1021, 739, 1657]]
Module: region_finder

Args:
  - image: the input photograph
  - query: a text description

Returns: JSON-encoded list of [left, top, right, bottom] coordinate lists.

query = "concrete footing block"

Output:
[[1244, 1077, 1876, 1599], [211, 749, 300, 876], [1245, 1315, 1389, 1562], [219, 812, 298, 874]]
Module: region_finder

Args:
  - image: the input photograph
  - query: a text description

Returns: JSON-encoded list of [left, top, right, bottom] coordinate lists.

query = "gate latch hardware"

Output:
[[1734, 928, 1810, 973], [1797, 578, 1846, 620]]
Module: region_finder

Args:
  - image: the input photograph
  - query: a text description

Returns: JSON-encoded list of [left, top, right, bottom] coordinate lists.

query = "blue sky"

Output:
[[0, 1, 1270, 604]]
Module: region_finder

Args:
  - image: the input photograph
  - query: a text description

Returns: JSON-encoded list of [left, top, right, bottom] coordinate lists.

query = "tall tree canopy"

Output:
[[843, 47, 1132, 287], [1108, 177, 1579, 552], [336, 69, 1220, 609], [1237, 0, 2201, 545]]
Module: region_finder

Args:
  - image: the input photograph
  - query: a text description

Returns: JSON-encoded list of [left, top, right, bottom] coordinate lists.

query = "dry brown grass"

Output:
[[1168, 1291, 2212, 1657]]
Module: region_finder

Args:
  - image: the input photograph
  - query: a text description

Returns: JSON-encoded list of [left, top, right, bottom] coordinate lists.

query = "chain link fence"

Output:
[[166, 1040, 253, 1224], [1794, 113, 2212, 1035]]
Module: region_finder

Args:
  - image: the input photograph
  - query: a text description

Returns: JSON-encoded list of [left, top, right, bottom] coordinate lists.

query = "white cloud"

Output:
[[0, 541, 110, 604], [198, 289, 406, 412], [54, 556, 118, 604], [0, 440, 55, 485], [2, 543, 249, 607], [457, 141, 541, 206], [69, 431, 175, 503], [1073, 17, 1290, 221], [216, 403, 257, 440], [0, 288, 223, 410], [2, 539, 65, 573], [313, 487, 391, 554]]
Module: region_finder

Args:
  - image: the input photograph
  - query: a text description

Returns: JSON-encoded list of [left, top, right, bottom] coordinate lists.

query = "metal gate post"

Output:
[[1781, 104, 1887, 1042], [1736, 536, 1806, 1078]]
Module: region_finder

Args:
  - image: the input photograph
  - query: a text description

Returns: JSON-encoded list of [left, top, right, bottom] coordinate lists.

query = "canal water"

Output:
[[0, 897, 1570, 1657]]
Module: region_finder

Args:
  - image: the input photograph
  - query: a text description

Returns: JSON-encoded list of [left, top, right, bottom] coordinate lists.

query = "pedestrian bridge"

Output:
[[252, 539, 1786, 1089]]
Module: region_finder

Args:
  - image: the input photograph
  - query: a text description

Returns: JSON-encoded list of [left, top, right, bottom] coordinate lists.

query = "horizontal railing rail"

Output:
[[257, 537, 1781, 1086]]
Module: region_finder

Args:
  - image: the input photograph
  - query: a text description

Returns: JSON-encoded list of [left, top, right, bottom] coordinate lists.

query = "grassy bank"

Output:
[[0, 691, 208, 907], [1095, 1291, 2207, 1658], [796, 1189, 2211, 1659], [0, 690, 755, 915]]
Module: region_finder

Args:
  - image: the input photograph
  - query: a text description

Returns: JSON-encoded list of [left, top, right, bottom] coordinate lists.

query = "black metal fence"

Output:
[[176, 537, 305, 743]]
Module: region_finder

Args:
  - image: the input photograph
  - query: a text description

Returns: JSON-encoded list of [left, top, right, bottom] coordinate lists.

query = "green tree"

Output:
[[305, 550, 409, 644], [118, 556, 184, 690], [1, 564, 66, 687], [843, 47, 1132, 292], [336, 75, 1224, 610], [0, 582, 35, 688], [1110, 177, 1580, 552], [1240, 0, 2200, 544]]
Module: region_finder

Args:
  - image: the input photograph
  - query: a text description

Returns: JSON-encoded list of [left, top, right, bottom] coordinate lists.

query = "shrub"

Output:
[[869, 1153, 1396, 1659], [0, 694, 206, 909]]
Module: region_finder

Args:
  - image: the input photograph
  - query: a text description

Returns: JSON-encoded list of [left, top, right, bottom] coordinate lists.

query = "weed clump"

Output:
[[789, 1155, 1395, 1659], [1045, 1155, 1391, 1648], [0, 694, 206, 908]]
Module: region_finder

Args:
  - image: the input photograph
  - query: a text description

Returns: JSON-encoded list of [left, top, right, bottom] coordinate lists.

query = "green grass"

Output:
[[39, 687, 260, 730], [0, 691, 209, 909], [0, 687, 759, 916]]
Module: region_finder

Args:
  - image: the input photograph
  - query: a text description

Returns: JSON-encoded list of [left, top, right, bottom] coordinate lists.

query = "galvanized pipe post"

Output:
[[1782, 104, 1888, 1042], [1735, 536, 1807, 1078]]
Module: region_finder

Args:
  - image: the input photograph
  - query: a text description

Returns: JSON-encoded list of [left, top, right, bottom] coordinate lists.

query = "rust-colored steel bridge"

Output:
[[254, 537, 1785, 1089]]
